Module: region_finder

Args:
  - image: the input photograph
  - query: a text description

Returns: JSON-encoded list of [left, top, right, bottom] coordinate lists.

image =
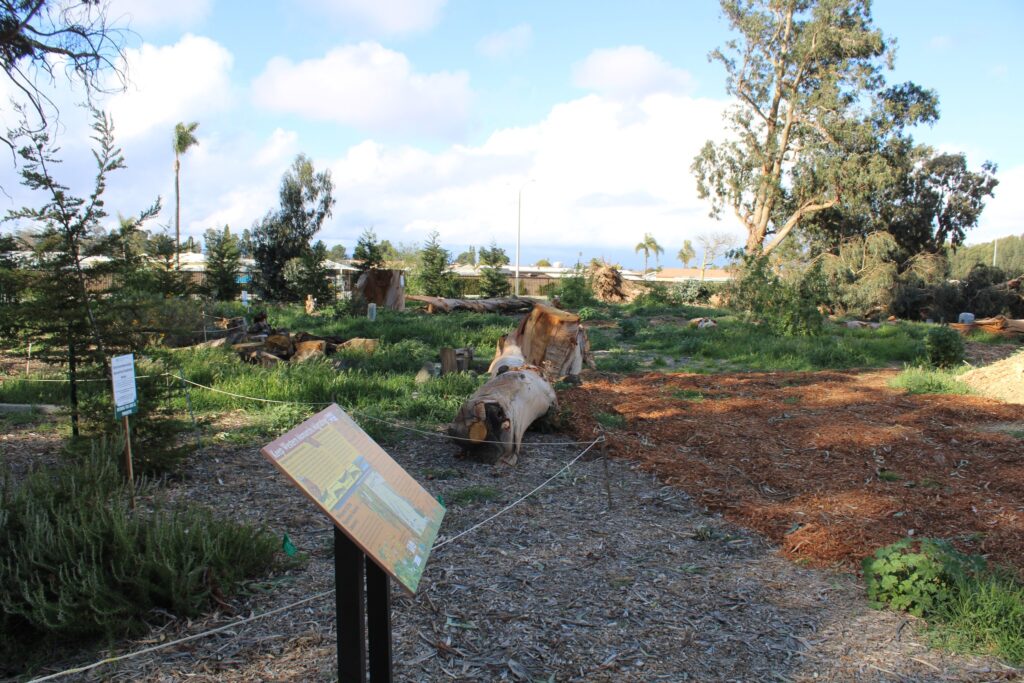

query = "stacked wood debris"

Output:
[[194, 326, 379, 366], [591, 264, 626, 302], [449, 303, 594, 465], [949, 315, 1024, 337], [355, 269, 405, 311], [406, 296, 534, 314]]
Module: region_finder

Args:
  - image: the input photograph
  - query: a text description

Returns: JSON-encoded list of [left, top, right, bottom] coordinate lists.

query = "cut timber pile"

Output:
[[406, 296, 534, 314], [194, 326, 378, 366], [950, 315, 1024, 337], [355, 269, 405, 311], [961, 350, 1024, 405], [449, 303, 593, 465]]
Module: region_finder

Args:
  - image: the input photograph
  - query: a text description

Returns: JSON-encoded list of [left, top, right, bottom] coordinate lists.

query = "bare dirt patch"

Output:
[[962, 350, 1024, 405], [564, 369, 1024, 573]]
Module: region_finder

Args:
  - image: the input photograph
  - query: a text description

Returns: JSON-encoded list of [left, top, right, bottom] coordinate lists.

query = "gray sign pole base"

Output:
[[336, 528, 393, 682]]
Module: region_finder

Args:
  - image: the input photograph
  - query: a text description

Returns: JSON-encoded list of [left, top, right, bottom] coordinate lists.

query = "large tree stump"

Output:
[[447, 365, 556, 466], [488, 302, 594, 380], [407, 295, 534, 314]]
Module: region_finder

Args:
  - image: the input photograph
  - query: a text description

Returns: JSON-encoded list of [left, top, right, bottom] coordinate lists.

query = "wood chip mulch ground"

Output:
[[4, 417, 1019, 681], [563, 369, 1024, 574]]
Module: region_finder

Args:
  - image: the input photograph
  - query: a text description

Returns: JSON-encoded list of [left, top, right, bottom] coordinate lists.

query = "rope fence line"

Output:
[[26, 435, 604, 682]]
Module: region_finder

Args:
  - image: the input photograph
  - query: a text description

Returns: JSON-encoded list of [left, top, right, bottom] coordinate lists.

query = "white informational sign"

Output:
[[111, 353, 138, 418]]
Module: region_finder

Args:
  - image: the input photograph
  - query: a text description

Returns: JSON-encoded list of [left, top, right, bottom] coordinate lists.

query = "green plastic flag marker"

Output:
[[282, 533, 297, 557]]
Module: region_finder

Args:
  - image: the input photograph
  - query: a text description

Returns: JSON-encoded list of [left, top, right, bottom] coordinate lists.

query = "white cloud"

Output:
[[254, 128, 299, 167], [107, 35, 234, 139], [573, 46, 694, 100], [320, 91, 740, 256], [970, 164, 1024, 243], [302, 0, 447, 35], [108, 0, 211, 29], [477, 24, 532, 58], [251, 42, 472, 139]]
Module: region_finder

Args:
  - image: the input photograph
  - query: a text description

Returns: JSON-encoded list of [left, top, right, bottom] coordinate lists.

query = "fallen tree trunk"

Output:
[[950, 315, 1024, 337], [488, 302, 594, 380], [447, 365, 556, 466], [406, 295, 534, 314]]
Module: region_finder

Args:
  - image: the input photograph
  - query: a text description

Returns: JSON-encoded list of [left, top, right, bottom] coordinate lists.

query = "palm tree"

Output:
[[677, 240, 695, 268], [173, 121, 200, 269], [634, 232, 664, 275]]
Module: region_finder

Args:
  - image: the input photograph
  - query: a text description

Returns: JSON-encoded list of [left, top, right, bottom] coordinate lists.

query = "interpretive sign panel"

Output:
[[111, 353, 138, 418], [261, 404, 445, 594]]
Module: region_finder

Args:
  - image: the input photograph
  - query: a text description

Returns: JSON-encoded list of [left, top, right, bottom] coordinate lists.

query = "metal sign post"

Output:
[[336, 530, 393, 681], [111, 353, 139, 509]]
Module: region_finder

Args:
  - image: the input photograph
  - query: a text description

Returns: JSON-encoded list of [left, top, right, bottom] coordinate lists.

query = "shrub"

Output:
[[619, 318, 639, 339], [863, 538, 985, 618], [727, 255, 825, 336], [552, 266, 594, 308], [923, 326, 964, 368], [0, 447, 278, 672]]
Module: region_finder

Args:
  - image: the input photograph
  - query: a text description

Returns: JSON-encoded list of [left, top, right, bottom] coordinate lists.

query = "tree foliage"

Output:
[[948, 234, 1024, 279], [172, 121, 199, 268], [415, 231, 457, 297], [677, 240, 695, 268], [804, 148, 998, 257], [353, 227, 386, 273], [252, 154, 335, 301], [0, 0, 127, 151], [634, 232, 663, 274], [283, 239, 333, 302], [479, 241, 510, 297], [203, 225, 241, 301], [693, 0, 939, 255], [454, 245, 476, 265]]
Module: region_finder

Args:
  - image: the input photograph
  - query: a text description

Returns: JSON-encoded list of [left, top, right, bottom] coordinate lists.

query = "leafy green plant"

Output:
[[594, 411, 626, 429], [889, 367, 972, 395], [923, 326, 965, 368], [863, 538, 985, 617]]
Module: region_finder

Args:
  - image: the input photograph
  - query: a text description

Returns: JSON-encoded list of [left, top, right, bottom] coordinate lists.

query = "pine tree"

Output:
[[353, 227, 386, 273], [479, 241, 510, 297], [203, 226, 242, 301], [416, 231, 457, 297]]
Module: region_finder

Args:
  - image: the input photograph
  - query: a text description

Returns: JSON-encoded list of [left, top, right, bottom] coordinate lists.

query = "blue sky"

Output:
[[1, 0, 1021, 270]]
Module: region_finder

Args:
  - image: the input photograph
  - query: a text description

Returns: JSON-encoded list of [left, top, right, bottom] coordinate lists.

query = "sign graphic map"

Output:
[[261, 404, 445, 594]]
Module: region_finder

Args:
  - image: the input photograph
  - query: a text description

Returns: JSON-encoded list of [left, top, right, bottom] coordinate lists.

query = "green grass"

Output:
[[928, 572, 1024, 664], [594, 411, 626, 429], [888, 367, 973, 395], [670, 389, 705, 401], [447, 485, 500, 506], [625, 317, 927, 372]]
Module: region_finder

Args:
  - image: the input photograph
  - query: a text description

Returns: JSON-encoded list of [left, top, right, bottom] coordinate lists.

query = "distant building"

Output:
[[650, 267, 732, 283]]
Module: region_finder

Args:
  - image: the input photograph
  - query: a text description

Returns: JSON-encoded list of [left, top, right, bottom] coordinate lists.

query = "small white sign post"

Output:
[[111, 353, 138, 508]]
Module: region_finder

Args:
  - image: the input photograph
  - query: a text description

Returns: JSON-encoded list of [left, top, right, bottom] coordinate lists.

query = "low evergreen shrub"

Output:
[[0, 446, 278, 672], [923, 326, 965, 368]]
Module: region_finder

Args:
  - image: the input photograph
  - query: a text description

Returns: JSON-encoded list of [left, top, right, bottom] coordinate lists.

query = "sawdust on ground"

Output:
[[962, 350, 1024, 405], [564, 369, 1024, 573]]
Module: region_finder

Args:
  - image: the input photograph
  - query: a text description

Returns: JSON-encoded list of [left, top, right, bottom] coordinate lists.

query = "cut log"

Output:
[[950, 315, 1024, 337], [440, 347, 458, 375], [488, 302, 594, 380], [406, 295, 534, 314], [264, 333, 294, 358], [292, 340, 326, 362], [355, 269, 405, 311], [337, 338, 379, 353], [447, 365, 556, 466]]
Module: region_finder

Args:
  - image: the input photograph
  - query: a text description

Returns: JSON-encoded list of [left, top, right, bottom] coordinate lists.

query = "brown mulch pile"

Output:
[[564, 369, 1024, 572]]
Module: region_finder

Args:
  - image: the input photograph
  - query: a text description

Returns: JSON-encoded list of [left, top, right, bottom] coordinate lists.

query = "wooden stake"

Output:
[[439, 347, 457, 375], [123, 415, 136, 510]]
